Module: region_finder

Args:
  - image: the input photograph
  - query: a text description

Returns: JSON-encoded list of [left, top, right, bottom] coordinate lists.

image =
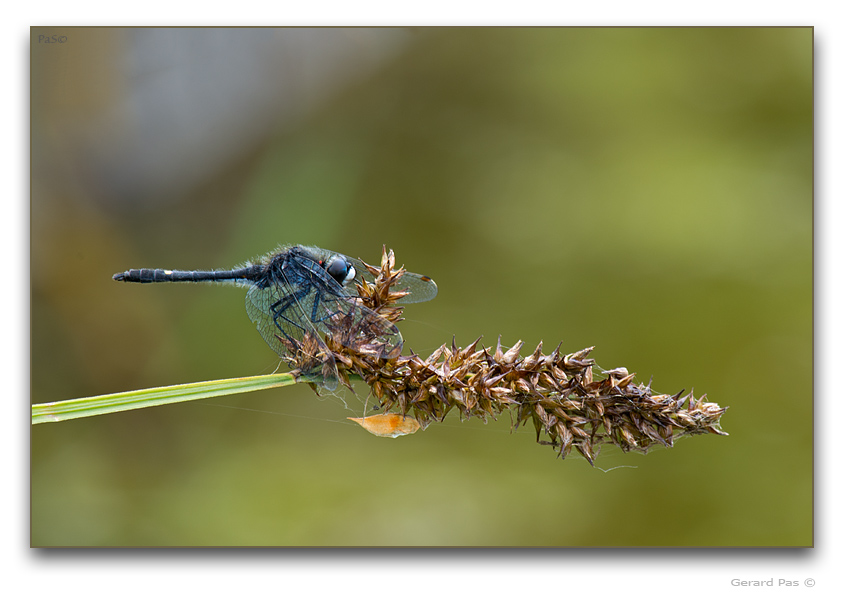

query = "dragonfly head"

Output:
[[323, 254, 356, 286]]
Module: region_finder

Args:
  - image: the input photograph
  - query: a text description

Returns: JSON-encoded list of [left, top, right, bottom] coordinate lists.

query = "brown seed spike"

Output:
[[309, 247, 726, 465]]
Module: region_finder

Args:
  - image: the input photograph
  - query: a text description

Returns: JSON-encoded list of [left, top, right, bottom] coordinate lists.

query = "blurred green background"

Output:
[[31, 27, 812, 546]]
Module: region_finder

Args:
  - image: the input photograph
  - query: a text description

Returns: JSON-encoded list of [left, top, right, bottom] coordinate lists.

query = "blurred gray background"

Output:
[[31, 27, 812, 546]]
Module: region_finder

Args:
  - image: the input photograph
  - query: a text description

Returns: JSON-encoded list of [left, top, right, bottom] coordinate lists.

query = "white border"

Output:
[[7, 4, 840, 592]]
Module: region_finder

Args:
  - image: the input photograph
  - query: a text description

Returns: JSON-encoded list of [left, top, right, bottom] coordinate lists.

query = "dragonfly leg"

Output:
[[269, 286, 311, 339]]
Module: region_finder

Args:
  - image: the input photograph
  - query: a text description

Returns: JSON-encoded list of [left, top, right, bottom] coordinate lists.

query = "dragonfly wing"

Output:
[[315, 290, 405, 358], [245, 281, 340, 390], [283, 249, 406, 358], [344, 255, 438, 304]]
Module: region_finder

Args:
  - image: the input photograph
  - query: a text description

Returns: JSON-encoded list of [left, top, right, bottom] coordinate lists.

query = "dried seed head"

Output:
[[315, 248, 727, 464]]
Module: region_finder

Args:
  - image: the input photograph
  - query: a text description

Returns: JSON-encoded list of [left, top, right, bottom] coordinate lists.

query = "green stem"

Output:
[[31, 373, 299, 424]]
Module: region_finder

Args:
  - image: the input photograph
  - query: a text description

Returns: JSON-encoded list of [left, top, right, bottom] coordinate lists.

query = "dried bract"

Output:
[[348, 413, 421, 438]]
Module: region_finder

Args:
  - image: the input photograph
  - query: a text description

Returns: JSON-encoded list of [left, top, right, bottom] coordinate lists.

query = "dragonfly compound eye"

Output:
[[325, 255, 355, 285]]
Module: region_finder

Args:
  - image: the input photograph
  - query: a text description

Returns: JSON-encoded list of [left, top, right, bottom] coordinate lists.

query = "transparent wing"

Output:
[[244, 254, 405, 388], [284, 254, 405, 358], [319, 293, 406, 359], [343, 254, 438, 304], [245, 281, 340, 390]]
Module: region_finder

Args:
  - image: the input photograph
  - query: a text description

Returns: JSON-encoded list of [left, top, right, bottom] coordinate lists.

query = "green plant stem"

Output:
[[31, 373, 299, 424]]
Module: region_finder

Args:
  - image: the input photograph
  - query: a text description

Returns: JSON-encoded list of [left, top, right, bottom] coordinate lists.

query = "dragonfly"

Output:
[[113, 245, 437, 389]]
